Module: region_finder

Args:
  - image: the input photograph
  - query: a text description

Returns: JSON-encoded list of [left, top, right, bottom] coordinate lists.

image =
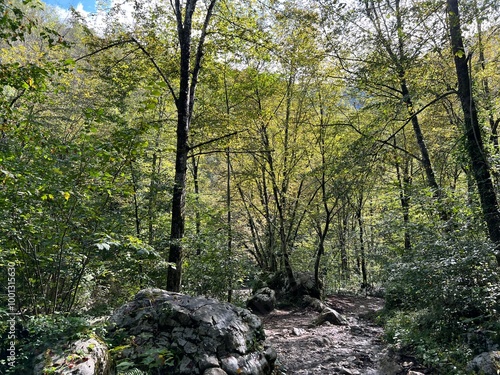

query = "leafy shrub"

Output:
[[382, 230, 500, 373], [0, 314, 94, 374]]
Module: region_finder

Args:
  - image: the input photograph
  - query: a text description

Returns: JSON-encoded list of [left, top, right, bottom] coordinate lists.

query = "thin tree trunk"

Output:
[[148, 134, 160, 246], [356, 195, 367, 289], [226, 148, 233, 302], [394, 136, 412, 252], [339, 208, 350, 281]]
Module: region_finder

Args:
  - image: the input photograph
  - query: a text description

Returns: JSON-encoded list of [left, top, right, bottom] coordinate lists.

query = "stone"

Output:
[[221, 355, 240, 374], [312, 336, 331, 347], [293, 272, 322, 298], [247, 287, 276, 314], [34, 338, 114, 375], [204, 368, 228, 375], [199, 354, 220, 370], [466, 351, 500, 374], [108, 288, 275, 375], [333, 366, 355, 375], [312, 307, 348, 326], [292, 327, 306, 336], [264, 345, 277, 364], [350, 325, 364, 334], [302, 295, 327, 312]]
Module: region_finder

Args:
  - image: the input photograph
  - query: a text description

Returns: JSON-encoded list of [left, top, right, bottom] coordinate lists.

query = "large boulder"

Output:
[[466, 351, 500, 374], [107, 288, 276, 375], [295, 272, 322, 298], [34, 337, 114, 375], [247, 287, 276, 315]]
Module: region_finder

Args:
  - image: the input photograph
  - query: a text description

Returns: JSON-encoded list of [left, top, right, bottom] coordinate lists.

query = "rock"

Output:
[[292, 327, 306, 336], [292, 272, 322, 298], [407, 371, 425, 375], [350, 325, 364, 334], [247, 287, 276, 314], [312, 307, 348, 326], [108, 288, 275, 375], [302, 295, 327, 312], [204, 368, 228, 375], [333, 366, 355, 374], [466, 351, 500, 374], [312, 336, 331, 347], [34, 338, 114, 375], [199, 354, 220, 371]]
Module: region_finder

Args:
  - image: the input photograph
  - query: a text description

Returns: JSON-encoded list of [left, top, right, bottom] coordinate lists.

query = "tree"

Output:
[[447, 0, 500, 264], [165, 0, 217, 291]]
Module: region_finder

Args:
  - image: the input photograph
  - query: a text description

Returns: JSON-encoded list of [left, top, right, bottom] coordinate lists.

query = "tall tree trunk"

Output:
[[226, 148, 233, 302], [447, 0, 500, 264], [394, 0, 446, 218], [167, 79, 190, 291], [339, 208, 350, 281], [356, 195, 367, 289], [167, 0, 217, 291], [394, 135, 412, 252], [191, 156, 202, 255], [148, 143, 159, 246]]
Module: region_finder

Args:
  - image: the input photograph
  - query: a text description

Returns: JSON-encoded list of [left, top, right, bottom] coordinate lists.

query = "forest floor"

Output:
[[261, 294, 430, 375]]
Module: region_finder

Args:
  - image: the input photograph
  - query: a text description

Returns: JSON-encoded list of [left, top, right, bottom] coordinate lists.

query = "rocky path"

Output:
[[262, 294, 427, 375]]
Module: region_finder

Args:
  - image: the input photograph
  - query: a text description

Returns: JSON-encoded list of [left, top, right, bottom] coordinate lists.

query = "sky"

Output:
[[43, 0, 96, 13]]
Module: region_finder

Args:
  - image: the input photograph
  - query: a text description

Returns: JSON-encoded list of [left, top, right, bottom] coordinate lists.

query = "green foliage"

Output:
[[0, 314, 92, 374], [112, 342, 175, 374], [382, 225, 500, 372], [383, 310, 474, 374], [182, 227, 252, 303]]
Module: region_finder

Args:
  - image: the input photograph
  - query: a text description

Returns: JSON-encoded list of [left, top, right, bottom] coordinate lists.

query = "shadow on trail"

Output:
[[262, 294, 428, 375]]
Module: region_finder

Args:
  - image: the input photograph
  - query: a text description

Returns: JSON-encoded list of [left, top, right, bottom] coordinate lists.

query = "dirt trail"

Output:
[[262, 294, 427, 375]]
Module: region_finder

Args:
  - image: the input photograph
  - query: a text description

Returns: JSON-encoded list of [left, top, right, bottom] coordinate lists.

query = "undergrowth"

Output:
[[381, 230, 500, 373]]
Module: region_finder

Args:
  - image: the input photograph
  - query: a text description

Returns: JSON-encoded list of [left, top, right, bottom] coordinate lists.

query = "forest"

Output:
[[1, 0, 500, 373]]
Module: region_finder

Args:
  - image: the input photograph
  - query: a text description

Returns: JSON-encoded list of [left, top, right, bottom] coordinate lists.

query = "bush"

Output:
[[0, 314, 97, 374], [382, 231, 500, 373]]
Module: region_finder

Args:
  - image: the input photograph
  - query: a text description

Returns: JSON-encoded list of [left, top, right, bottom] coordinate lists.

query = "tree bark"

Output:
[[447, 0, 500, 264], [167, 0, 217, 291]]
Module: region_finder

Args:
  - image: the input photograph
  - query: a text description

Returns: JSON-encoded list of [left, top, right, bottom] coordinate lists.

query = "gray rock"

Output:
[[466, 351, 500, 374], [247, 287, 276, 314], [179, 356, 198, 374], [108, 288, 275, 375], [312, 307, 348, 326], [34, 338, 114, 375], [264, 345, 277, 364], [313, 336, 331, 347], [204, 368, 228, 375], [199, 353, 220, 370], [333, 366, 355, 375], [302, 295, 327, 312], [221, 355, 240, 374], [293, 272, 322, 298], [292, 327, 306, 336]]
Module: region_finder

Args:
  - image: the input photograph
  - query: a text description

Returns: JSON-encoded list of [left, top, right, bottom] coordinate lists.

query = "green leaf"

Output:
[[116, 361, 136, 371], [95, 243, 110, 251]]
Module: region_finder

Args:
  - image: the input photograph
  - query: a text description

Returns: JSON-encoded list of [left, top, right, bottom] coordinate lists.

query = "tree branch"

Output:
[[130, 37, 178, 105], [189, 130, 240, 151]]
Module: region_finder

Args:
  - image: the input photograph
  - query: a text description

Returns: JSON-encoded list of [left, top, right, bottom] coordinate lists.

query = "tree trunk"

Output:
[[356, 195, 367, 289], [394, 135, 412, 252], [167, 0, 217, 291], [339, 209, 350, 281], [447, 0, 500, 264]]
